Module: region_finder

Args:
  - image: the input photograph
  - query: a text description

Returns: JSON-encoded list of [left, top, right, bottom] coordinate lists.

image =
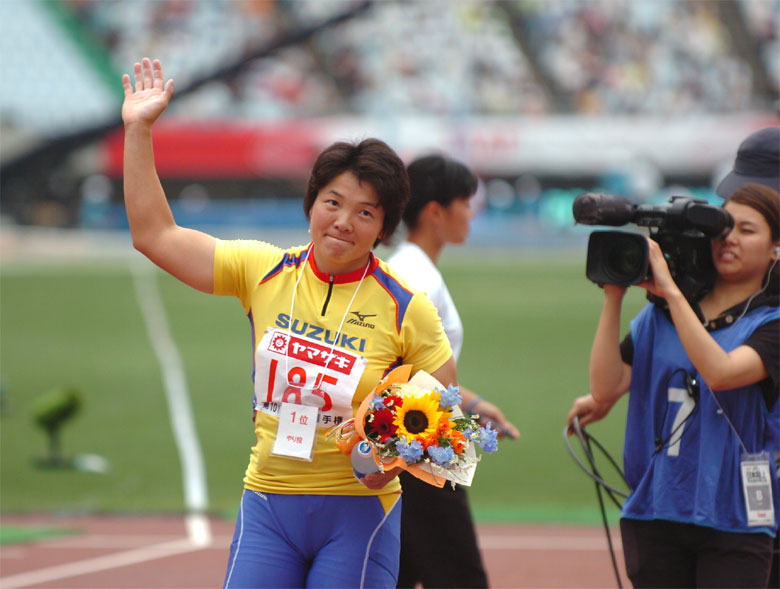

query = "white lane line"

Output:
[[0, 539, 203, 589], [34, 534, 233, 550], [131, 263, 211, 547]]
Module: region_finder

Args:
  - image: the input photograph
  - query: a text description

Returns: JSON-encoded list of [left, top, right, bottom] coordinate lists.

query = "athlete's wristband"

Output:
[[464, 396, 483, 415]]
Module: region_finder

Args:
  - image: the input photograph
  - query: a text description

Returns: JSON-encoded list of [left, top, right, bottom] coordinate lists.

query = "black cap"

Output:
[[716, 126, 780, 197]]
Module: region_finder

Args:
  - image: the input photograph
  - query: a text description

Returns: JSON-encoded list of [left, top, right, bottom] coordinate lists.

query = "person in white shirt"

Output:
[[388, 154, 519, 588]]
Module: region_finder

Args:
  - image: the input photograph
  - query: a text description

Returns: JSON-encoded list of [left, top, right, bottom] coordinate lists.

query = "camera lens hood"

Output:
[[586, 230, 649, 286]]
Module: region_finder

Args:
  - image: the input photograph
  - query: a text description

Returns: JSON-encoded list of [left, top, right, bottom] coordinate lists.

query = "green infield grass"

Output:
[[0, 249, 646, 524]]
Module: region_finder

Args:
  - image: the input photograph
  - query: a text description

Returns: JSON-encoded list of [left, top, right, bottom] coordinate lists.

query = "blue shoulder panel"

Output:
[[259, 248, 309, 284], [372, 266, 413, 333]]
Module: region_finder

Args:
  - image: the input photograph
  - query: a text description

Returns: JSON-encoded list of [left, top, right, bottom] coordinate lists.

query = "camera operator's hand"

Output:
[[639, 238, 682, 301], [566, 393, 620, 432], [602, 283, 627, 299], [590, 283, 632, 404]]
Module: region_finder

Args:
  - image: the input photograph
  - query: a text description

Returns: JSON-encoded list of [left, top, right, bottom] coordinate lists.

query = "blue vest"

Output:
[[623, 302, 779, 536]]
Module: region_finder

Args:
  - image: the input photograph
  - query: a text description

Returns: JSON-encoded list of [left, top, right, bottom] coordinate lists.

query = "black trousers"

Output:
[[397, 471, 488, 588], [620, 518, 774, 588], [769, 534, 779, 588]]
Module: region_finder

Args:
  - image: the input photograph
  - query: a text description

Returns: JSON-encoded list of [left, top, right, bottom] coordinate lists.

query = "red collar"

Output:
[[306, 243, 378, 283]]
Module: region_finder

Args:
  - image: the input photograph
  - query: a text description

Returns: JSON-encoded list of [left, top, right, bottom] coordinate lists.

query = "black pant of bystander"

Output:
[[397, 471, 488, 588], [620, 518, 773, 588]]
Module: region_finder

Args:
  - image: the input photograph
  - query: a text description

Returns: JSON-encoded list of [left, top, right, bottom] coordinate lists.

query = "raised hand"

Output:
[[121, 58, 174, 127]]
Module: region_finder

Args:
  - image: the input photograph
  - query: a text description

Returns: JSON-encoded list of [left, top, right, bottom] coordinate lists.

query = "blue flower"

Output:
[[428, 445, 456, 467], [477, 423, 499, 453], [437, 384, 462, 409], [396, 438, 424, 464], [463, 427, 479, 441], [369, 397, 386, 411]]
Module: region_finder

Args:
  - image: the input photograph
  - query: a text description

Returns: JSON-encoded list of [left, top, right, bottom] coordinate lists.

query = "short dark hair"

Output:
[[723, 183, 780, 294], [403, 154, 478, 230], [303, 138, 409, 245]]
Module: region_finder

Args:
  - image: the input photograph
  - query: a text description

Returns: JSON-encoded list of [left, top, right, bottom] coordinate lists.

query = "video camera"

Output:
[[572, 193, 734, 306]]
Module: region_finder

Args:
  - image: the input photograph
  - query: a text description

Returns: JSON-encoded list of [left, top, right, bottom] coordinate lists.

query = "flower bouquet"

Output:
[[330, 365, 499, 488]]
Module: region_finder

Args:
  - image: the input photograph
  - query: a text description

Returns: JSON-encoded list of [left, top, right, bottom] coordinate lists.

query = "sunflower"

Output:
[[393, 390, 445, 442]]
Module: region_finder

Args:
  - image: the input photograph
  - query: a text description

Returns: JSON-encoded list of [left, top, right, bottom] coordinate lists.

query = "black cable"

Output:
[[563, 418, 629, 500], [652, 371, 700, 456], [575, 420, 628, 511], [563, 416, 629, 588], [586, 432, 624, 589]]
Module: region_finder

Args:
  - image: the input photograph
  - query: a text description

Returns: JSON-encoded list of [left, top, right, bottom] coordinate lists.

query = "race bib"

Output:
[[254, 328, 367, 428], [271, 403, 318, 461]]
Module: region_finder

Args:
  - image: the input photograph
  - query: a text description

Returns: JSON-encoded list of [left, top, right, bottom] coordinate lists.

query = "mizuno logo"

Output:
[[351, 311, 377, 322], [346, 310, 376, 329]]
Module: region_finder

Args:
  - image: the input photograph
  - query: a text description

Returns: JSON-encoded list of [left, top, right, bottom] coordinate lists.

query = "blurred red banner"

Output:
[[101, 122, 321, 179]]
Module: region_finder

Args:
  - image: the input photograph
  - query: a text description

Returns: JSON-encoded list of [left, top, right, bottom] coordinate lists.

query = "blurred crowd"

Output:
[[514, 0, 776, 114], [67, 0, 777, 120], [0, 0, 777, 229]]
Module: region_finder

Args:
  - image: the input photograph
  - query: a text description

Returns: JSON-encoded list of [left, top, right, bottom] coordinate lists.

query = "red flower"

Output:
[[366, 408, 398, 443], [383, 395, 404, 410]]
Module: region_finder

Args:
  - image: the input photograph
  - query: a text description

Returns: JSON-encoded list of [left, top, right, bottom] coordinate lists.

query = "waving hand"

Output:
[[122, 57, 215, 293], [122, 58, 174, 127]]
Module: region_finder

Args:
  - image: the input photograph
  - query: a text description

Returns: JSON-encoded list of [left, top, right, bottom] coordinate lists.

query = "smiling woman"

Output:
[[305, 171, 385, 276], [121, 57, 466, 589]]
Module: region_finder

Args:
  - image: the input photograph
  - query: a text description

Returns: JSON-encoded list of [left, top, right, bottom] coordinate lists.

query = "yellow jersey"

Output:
[[213, 239, 452, 496]]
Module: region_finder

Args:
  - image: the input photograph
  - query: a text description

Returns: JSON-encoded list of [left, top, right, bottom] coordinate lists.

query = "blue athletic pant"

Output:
[[223, 490, 401, 588]]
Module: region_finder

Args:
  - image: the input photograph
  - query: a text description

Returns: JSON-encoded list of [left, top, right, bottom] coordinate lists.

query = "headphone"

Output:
[[653, 371, 699, 455]]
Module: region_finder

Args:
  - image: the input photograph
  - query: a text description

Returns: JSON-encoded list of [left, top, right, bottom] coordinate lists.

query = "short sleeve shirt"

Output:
[[213, 239, 453, 496], [387, 241, 464, 361]]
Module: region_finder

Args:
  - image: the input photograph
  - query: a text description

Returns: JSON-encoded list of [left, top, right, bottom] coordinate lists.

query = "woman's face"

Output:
[[440, 196, 475, 245], [712, 201, 778, 285], [308, 171, 385, 275]]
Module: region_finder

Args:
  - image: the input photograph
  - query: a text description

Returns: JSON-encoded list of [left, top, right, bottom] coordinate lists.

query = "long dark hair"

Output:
[[723, 183, 780, 294]]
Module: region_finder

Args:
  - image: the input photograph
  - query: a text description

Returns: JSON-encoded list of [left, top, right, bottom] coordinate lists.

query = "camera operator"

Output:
[[574, 182, 779, 588], [568, 127, 780, 587]]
